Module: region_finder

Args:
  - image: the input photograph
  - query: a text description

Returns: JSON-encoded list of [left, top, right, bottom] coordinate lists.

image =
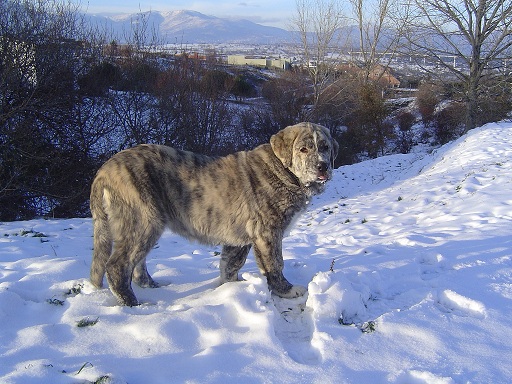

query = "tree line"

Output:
[[0, 1, 259, 219], [293, 0, 512, 133], [1, 0, 511, 221]]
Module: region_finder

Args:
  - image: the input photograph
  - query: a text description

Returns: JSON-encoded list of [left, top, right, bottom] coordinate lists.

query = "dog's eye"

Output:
[[300, 147, 309, 153], [317, 141, 329, 152]]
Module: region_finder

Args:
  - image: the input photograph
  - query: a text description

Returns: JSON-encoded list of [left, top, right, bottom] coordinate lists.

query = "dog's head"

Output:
[[270, 122, 339, 194]]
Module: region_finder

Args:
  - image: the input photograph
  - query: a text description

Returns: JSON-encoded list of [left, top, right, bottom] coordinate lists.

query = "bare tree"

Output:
[[348, 0, 407, 82], [291, 0, 400, 162], [291, 0, 347, 109], [0, 0, 108, 219], [262, 71, 310, 128], [405, 0, 512, 131]]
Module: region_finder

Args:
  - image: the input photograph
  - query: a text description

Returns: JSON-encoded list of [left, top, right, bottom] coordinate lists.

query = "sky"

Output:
[[74, 0, 297, 28]]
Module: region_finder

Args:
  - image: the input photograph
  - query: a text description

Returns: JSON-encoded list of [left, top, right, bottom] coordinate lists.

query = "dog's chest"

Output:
[[283, 202, 308, 238]]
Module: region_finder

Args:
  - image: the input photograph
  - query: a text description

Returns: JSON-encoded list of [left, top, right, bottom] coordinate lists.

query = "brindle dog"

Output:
[[90, 122, 338, 306]]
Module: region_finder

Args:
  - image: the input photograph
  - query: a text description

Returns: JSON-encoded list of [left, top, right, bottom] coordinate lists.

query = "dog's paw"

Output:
[[219, 274, 242, 285], [276, 285, 308, 299]]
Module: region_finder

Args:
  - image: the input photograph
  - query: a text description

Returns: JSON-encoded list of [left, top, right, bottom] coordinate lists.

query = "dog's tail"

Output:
[[89, 177, 112, 288]]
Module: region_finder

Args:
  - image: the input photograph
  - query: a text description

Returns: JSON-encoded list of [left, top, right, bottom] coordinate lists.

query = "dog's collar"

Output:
[[284, 166, 302, 186]]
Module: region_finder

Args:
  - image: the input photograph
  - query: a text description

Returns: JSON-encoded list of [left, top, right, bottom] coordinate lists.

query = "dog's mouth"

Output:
[[316, 162, 331, 183], [316, 171, 331, 183]]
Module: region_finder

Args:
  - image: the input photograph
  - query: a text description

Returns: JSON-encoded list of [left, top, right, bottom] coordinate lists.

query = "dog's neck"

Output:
[[304, 181, 326, 197], [257, 143, 323, 199], [280, 160, 325, 198]]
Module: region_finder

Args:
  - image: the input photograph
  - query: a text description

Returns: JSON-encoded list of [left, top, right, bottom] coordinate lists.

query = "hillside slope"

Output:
[[1, 122, 512, 383]]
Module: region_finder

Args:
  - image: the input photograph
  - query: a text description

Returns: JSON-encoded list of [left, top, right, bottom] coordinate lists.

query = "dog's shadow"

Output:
[[132, 276, 219, 307]]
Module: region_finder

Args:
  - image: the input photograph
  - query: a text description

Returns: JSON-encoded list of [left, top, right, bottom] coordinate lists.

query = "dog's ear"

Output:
[[270, 126, 298, 168], [319, 125, 339, 163], [331, 137, 339, 162]]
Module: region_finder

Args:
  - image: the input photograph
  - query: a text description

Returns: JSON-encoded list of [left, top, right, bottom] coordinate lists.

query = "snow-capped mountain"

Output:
[[86, 10, 292, 44]]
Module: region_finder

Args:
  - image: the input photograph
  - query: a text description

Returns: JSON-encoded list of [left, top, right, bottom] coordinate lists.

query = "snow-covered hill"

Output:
[[86, 10, 291, 44], [1, 122, 512, 383]]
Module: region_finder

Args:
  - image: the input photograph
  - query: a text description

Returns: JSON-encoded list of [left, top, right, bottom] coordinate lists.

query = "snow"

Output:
[[2, 121, 512, 383]]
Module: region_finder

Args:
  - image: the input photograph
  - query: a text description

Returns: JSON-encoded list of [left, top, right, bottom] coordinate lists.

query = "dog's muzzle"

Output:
[[316, 162, 331, 183]]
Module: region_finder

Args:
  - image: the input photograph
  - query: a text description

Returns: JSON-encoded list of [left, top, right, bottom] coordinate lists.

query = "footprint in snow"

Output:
[[417, 253, 447, 282], [272, 293, 322, 365], [436, 289, 486, 319]]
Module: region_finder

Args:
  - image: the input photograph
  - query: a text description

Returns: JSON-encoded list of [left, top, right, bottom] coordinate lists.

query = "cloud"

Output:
[[238, 2, 259, 7]]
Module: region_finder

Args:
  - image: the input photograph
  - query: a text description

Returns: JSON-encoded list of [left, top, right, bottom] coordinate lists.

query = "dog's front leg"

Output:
[[219, 244, 251, 283], [253, 237, 307, 298]]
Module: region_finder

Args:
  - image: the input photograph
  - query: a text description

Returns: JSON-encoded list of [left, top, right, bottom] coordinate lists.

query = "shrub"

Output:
[[433, 102, 466, 144], [231, 74, 256, 99], [201, 69, 233, 98], [346, 82, 392, 159], [416, 82, 440, 129], [476, 77, 512, 125], [395, 111, 416, 153], [78, 61, 122, 96]]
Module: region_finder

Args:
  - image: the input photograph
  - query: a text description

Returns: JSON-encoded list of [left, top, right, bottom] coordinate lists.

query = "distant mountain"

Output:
[[85, 10, 292, 44]]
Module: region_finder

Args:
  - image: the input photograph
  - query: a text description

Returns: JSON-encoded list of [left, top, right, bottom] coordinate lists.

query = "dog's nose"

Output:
[[317, 162, 328, 173]]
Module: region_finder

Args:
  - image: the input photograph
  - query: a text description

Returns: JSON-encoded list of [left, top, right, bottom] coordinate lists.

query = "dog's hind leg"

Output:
[[106, 217, 164, 306], [133, 258, 159, 288], [219, 245, 251, 283], [90, 186, 112, 289]]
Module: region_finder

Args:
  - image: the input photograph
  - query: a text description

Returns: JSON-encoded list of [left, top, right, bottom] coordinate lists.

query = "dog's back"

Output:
[[91, 144, 305, 247]]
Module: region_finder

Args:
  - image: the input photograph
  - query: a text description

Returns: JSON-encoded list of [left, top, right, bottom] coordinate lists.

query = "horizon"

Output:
[[73, 0, 296, 29]]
